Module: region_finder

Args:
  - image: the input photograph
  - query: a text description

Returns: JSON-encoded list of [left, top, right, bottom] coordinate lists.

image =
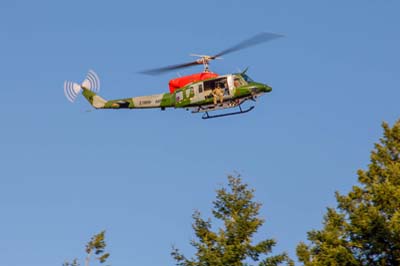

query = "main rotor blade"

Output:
[[140, 61, 200, 75], [212, 32, 283, 59], [139, 32, 283, 76]]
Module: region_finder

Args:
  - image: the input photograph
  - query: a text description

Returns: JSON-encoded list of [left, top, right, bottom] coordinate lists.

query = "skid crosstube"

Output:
[[202, 105, 255, 119]]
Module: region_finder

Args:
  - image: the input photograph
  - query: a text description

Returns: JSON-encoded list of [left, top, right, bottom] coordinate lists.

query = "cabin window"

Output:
[[176, 91, 183, 102], [198, 84, 203, 93], [189, 87, 195, 97]]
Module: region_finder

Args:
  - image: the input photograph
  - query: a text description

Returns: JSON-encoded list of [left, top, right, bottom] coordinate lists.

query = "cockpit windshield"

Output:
[[241, 73, 254, 83]]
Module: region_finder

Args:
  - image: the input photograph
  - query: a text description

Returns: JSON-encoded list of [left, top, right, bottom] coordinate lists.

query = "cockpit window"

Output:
[[242, 74, 254, 83], [234, 77, 245, 87]]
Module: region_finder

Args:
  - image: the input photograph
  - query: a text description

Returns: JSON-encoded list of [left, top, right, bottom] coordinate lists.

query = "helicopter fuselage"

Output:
[[65, 33, 281, 118], [83, 73, 272, 112]]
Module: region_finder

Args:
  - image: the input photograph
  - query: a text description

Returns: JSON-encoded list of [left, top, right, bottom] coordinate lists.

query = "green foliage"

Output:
[[63, 231, 110, 266], [63, 258, 80, 266], [297, 121, 400, 266], [86, 230, 110, 264], [172, 175, 293, 266]]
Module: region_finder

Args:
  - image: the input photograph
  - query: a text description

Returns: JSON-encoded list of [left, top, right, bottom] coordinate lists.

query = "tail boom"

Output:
[[64, 70, 174, 110], [100, 93, 173, 109]]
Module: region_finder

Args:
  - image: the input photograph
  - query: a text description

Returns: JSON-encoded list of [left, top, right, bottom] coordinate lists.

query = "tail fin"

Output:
[[64, 70, 106, 108]]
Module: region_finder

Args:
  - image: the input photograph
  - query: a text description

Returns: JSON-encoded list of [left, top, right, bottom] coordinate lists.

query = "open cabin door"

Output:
[[189, 76, 233, 104], [204, 76, 230, 99]]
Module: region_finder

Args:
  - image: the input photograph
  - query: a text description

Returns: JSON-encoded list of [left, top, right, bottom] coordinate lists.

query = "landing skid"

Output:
[[202, 105, 255, 120]]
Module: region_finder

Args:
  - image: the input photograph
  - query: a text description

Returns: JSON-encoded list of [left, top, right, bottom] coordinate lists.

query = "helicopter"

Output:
[[64, 32, 282, 119]]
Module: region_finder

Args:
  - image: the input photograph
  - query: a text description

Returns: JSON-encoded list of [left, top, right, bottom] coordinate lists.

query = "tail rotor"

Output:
[[64, 81, 82, 103], [81, 70, 100, 93], [64, 70, 101, 102]]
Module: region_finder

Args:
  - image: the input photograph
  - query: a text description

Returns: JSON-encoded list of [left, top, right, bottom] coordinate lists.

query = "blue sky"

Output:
[[1, 1, 399, 265]]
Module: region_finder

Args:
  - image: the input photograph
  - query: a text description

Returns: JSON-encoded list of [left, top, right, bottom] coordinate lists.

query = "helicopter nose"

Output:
[[264, 84, 272, 92], [250, 83, 272, 94], [250, 84, 272, 94], [257, 84, 271, 93]]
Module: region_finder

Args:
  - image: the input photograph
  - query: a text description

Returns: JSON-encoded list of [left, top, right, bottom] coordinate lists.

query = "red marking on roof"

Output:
[[168, 72, 219, 93]]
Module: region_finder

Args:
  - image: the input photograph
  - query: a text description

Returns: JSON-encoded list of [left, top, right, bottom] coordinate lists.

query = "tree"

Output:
[[64, 230, 110, 266], [297, 121, 400, 266], [172, 175, 293, 266]]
